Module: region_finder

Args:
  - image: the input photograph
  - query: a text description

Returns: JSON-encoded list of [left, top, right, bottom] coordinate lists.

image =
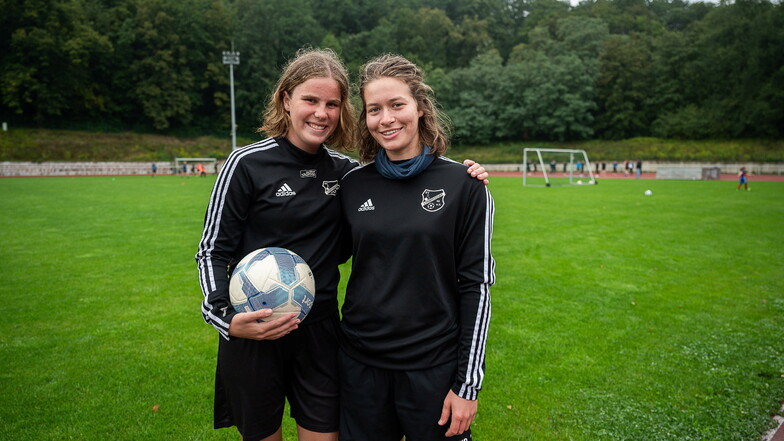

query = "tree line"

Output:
[[1, 0, 782, 145]]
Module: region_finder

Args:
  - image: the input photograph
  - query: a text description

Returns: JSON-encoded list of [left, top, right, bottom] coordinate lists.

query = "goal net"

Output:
[[174, 157, 218, 175], [522, 148, 597, 187]]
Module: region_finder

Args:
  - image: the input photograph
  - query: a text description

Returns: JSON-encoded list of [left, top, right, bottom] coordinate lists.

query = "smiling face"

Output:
[[363, 76, 424, 161], [283, 77, 342, 153]]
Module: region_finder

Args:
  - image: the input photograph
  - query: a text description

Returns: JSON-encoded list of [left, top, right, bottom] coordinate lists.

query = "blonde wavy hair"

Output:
[[357, 54, 451, 163], [258, 48, 356, 151]]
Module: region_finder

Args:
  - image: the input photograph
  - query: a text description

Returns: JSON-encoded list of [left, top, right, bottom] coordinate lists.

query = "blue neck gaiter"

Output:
[[374, 146, 435, 180]]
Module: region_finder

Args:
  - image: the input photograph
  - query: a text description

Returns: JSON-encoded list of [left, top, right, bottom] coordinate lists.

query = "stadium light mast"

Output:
[[222, 42, 240, 150]]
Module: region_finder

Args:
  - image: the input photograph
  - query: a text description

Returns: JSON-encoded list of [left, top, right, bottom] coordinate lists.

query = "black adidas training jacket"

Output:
[[196, 137, 357, 339], [339, 157, 495, 400]]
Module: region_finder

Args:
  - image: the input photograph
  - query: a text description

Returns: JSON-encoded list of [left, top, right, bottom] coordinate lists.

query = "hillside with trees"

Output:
[[1, 0, 782, 146]]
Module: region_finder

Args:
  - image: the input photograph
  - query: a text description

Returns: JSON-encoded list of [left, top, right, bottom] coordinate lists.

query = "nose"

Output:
[[314, 104, 327, 119], [380, 109, 395, 125]]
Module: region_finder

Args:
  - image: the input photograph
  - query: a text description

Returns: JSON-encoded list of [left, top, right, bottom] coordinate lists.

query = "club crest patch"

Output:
[[300, 169, 317, 178], [421, 189, 446, 212], [322, 180, 340, 196]]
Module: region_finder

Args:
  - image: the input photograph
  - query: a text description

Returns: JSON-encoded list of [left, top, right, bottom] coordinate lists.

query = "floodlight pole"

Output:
[[222, 43, 240, 151]]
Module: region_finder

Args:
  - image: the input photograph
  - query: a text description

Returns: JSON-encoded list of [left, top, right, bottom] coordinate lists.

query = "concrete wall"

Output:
[[0, 160, 781, 177], [0, 161, 224, 177]]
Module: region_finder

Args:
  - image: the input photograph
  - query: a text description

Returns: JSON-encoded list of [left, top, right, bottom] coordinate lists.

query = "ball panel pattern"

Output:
[[228, 247, 316, 321]]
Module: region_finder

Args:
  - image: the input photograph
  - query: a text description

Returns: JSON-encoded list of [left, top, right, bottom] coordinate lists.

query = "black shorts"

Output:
[[214, 316, 340, 440], [339, 350, 472, 441]]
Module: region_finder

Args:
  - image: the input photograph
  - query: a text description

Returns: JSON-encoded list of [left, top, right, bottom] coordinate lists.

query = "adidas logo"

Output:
[[358, 199, 375, 212], [275, 183, 296, 197]]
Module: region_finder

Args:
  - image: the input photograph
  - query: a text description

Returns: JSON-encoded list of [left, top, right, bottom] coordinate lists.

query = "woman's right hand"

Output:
[[228, 309, 300, 340]]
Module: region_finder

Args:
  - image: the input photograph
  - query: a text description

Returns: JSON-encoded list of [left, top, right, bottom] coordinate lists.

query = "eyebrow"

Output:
[[301, 93, 341, 104], [365, 96, 407, 107]]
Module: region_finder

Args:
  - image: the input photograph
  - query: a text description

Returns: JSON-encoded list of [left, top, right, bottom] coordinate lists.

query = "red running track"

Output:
[[495, 171, 784, 182]]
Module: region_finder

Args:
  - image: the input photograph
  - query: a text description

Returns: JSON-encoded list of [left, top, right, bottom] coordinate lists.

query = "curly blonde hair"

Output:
[[357, 54, 451, 163], [258, 48, 356, 151]]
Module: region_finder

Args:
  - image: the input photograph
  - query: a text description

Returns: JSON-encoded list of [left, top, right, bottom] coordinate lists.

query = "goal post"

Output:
[[522, 148, 597, 187], [174, 157, 218, 175]]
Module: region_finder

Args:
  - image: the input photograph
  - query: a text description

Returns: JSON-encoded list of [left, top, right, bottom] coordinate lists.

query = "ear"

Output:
[[283, 91, 291, 112]]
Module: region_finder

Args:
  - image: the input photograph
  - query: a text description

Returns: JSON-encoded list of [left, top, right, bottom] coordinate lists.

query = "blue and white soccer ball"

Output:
[[229, 247, 315, 321]]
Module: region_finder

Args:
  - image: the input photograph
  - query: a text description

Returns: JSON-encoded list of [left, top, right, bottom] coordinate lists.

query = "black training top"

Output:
[[339, 156, 495, 400], [196, 137, 357, 340]]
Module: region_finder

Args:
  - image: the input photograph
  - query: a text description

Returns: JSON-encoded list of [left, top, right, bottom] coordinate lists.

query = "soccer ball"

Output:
[[644, 189, 653, 196], [229, 247, 315, 321]]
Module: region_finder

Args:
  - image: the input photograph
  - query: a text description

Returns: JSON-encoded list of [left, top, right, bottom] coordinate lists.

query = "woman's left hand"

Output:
[[438, 389, 478, 437], [464, 159, 490, 185]]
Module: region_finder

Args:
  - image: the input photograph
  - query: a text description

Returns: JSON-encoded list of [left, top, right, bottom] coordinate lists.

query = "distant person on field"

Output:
[[737, 167, 750, 191], [196, 163, 206, 177], [635, 160, 642, 179], [613, 161, 618, 173], [151, 163, 157, 177], [550, 159, 556, 173]]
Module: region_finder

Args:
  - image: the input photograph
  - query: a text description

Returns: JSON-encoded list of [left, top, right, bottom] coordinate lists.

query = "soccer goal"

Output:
[[522, 148, 597, 187], [174, 157, 217, 175]]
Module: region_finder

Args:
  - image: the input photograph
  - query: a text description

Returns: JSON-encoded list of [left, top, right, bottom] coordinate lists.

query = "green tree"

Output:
[[111, 0, 205, 130], [232, 0, 325, 133], [693, 0, 784, 137], [1, 0, 780, 141], [0, 0, 113, 125], [440, 51, 507, 143], [308, 0, 420, 35], [425, 0, 528, 60], [320, 33, 342, 55], [395, 8, 456, 69], [583, 0, 660, 35], [188, 0, 233, 133], [448, 15, 494, 68], [511, 50, 598, 141], [647, 0, 713, 31], [443, 15, 606, 144], [514, 16, 608, 141], [595, 33, 655, 139], [340, 22, 398, 77], [341, 6, 492, 74], [652, 0, 784, 138], [517, 0, 571, 45]]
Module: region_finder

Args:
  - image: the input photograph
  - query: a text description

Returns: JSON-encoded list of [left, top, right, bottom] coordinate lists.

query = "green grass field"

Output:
[[0, 175, 782, 440]]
